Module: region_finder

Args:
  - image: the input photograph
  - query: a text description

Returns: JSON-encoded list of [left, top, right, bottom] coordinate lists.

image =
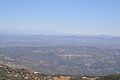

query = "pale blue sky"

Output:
[[0, 0, 120, 35]]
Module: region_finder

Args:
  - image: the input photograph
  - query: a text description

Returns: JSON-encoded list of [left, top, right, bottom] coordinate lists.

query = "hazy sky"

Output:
[[0, 0, 120, 35]]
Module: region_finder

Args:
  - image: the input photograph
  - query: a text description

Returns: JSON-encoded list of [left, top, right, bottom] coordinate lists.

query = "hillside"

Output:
[[0, 64, 120, 80], [0, 64, 46, 80]]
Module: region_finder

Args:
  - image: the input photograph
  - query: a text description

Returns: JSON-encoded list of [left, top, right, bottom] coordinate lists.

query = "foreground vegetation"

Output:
[[0, 64, 120, 80]]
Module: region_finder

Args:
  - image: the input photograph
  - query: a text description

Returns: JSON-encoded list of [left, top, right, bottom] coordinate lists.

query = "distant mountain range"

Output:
[[0, 34, 120, 75]]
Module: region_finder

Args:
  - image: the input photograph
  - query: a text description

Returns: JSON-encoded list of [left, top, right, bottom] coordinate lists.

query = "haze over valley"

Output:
[[0, 34, 120, 75]]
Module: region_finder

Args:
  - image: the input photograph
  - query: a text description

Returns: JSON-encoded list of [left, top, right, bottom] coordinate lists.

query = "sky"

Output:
[[0, 0, 120, 36]]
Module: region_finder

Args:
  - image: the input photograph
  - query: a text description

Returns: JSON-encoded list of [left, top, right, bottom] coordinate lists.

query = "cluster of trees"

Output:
[[96, 74, 120, 80]]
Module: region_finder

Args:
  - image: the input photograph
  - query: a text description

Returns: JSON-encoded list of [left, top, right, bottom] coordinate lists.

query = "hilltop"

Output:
[[0, 64, 120, 80]]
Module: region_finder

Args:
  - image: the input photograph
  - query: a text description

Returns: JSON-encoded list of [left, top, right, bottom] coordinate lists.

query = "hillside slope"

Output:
[[0, 64, 45, 80]]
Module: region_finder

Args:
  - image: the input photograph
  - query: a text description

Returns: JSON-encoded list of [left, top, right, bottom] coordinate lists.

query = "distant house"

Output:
[[33, 71, 40, 74], [82, 76, 88, 79], [82, 76, 99, 80]]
